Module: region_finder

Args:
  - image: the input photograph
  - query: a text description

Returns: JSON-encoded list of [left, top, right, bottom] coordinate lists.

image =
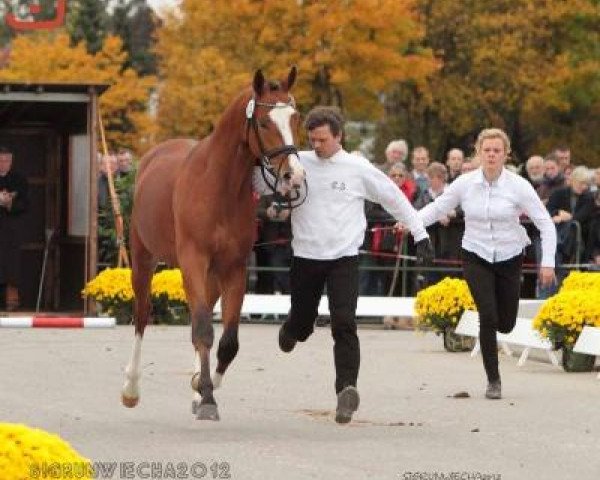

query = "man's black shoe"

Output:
[[335, 386, 360, 424], [278, 325, 297, 353]]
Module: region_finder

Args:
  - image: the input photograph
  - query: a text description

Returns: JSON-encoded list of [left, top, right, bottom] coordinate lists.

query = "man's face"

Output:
[[446, 150, 463, 173], [411, 150, 429, 173], [544, 160, 559, 179], [386, 148, 405, 164], [308, 124, 342, 159], [555, 149, 570, 170], [0, 153, 13, 176], [526, 156, 544, 181], [117, 152, 132, 172]]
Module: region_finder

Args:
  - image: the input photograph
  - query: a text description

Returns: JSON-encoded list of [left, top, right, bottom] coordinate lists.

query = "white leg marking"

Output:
[[212, 372, 223, 390], [122, 333, 143, 399]]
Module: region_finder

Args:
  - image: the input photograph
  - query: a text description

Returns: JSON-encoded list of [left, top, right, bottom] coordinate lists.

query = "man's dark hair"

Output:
[[0, 146, 11, 155], [304, 106, 344, 137]]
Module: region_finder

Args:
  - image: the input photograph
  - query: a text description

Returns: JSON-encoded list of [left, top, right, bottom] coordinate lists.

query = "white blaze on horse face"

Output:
[[269, 104, 305, 188]]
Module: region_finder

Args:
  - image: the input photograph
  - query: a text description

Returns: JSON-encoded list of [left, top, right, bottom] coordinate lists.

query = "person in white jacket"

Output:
[[255, 106, 433, 423]]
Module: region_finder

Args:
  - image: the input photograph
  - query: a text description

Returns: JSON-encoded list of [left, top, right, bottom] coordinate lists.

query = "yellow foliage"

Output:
[[155, 0, 437, 139], [0, 32, 156, 153]]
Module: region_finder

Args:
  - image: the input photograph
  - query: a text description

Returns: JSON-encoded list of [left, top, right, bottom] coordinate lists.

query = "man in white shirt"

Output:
[[259, 106, 433, 424]]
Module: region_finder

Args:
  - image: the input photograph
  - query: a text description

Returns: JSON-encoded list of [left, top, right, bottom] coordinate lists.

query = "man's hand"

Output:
[[538, 267, 556, 288], [415, 238, 434, 266]]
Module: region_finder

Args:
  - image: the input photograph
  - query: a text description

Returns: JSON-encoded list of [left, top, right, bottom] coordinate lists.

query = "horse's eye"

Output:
[[258, 119, 269, 129]]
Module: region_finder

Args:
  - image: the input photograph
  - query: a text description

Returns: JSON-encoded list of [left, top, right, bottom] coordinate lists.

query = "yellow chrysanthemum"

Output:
[[560, 271, 600, 293], [0, 423, 92, 480], [414, 277, 476, 333], [533, 285, 600, 347], [151, 269, 187, 304]]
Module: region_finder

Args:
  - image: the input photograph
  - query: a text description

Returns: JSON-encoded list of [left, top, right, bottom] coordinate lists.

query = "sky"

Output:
[[147, 0, 180, 13]]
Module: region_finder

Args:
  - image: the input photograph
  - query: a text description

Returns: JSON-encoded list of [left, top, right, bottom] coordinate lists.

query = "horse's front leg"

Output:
[[214, 264, 247, 387]]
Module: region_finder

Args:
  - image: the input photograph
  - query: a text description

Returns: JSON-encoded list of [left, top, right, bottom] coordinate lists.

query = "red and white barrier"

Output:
[[0, 317, 116, 328]]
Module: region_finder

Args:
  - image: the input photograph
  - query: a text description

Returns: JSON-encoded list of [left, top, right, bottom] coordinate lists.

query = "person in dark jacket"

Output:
[[0, 147, 29, 311], [547, 166, 595, 263]]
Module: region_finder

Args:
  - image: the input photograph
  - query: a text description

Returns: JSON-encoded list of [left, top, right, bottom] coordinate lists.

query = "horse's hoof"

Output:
[[196, 404, 220, 421], [190, 372, 200, 391], [121, 394, 139, 408], [192, 399, 201, 415]]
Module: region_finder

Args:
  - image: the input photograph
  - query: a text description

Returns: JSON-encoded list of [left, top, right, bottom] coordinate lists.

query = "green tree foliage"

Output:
[[109, 0, 157, 75]]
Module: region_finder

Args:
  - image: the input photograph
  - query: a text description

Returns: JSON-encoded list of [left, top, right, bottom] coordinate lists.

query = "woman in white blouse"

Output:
[[418, 128, 556, 399]]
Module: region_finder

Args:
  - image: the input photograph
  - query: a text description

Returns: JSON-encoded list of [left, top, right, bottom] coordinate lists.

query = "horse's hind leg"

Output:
[[121, 225, 156, 408], [185, 260, 221, 420]]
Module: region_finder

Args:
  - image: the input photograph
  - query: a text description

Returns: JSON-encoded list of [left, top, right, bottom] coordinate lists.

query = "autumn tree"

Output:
[[0, 31, 156, 151], [155, 0, 437, 140], [376, 0, 600, 165]]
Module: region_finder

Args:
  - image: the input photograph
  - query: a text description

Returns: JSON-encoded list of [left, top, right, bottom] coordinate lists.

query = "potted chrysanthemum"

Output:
[[82, 267, 134, 324], [414, 277, 477, 352], [533, 272, 600, 372]]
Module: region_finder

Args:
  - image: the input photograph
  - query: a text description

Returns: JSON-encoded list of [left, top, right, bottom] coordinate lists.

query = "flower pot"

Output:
[[443, 326, 476, 352], [561, 346, 596, 372]]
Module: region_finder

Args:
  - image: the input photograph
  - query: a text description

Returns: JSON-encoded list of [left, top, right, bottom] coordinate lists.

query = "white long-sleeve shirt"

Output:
[[418, 168, 557, 267], [254, 149, 428, 260]]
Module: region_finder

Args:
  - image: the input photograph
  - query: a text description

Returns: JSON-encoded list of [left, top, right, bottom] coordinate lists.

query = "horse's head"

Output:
[[246, 66, 305, 196]]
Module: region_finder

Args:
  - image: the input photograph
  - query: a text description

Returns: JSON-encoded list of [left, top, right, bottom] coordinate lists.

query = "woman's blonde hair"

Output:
[[474, 128, 511, 158]]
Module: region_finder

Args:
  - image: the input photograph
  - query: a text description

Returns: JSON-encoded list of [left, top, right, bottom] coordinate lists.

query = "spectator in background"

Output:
[[563, 164, 574, 186], [537, 156, 565, 204], [546, 166, 595, 291], [525, 155, 545, 188], [445, 148, 464, 183], [461, 155, 480, 174], [553, 146, 571, 173], [116, 148, 134, 177], [591, 167, 600, 193], [413, 162, 448, 210], [361, 162, 416, 297], [381, 140, 408, 173], [254, 193, 292, 299], [98, 152, 118, 210], [410, 146, 430, 196], [0, 147, 29, 311]]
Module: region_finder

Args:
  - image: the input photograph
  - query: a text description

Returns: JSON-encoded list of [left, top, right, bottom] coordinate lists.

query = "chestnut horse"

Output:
[[121, 67, 305, 420]]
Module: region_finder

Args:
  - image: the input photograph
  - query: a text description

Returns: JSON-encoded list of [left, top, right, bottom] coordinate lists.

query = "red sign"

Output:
[[5, 0, 66, 31]]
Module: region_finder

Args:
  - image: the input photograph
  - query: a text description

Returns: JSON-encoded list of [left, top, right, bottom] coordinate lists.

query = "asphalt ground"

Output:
[[1, 324, 599, 480]]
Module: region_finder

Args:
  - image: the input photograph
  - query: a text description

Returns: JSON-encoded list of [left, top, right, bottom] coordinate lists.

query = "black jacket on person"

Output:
[[0, 170, 29, 217], [546, 186, 595, 225]]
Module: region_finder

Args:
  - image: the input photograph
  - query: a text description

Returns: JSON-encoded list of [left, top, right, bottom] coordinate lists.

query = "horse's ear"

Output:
[[283, 65, 297, 92], [253, 69, 265, 97]]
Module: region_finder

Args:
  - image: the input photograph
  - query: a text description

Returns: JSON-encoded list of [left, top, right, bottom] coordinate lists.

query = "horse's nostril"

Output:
[[283, 172, 292, 181]]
